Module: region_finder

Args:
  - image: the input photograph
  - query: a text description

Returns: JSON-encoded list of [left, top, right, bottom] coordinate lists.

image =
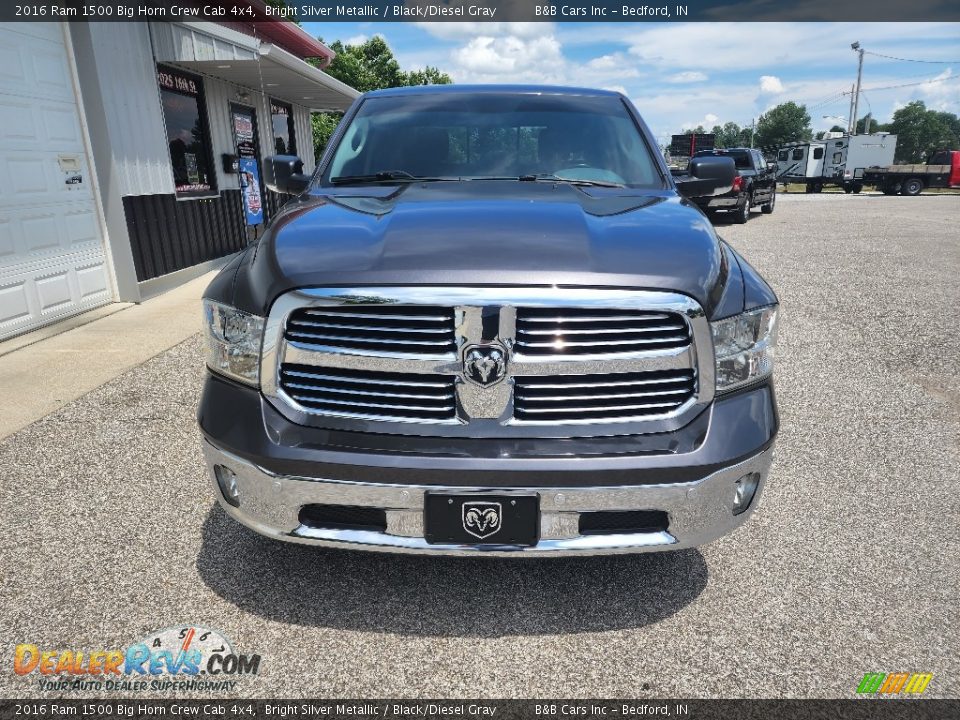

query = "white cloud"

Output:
[[345, 34, 369, 46], [416, 22, 551, 41], [452, 34, 564, 77], [587, 54, 619, 70], [915, 68, 960, 110], [759, 75, 784, 94], [667, 71, 708, 84]]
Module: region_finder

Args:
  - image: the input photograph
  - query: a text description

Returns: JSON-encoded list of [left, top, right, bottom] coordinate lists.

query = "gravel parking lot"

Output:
[[2, 193, 958, 699]]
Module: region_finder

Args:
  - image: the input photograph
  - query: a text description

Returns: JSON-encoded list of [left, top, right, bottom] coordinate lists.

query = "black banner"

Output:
[[1, 700, 959, 720], [2, 0, 959, 22]]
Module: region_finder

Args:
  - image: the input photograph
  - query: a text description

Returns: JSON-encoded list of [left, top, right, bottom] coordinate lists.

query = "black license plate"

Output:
[[424, 493, 539, 546]]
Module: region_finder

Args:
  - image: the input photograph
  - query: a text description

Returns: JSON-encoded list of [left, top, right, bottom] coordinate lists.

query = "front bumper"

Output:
[[204, 441, 772, 556], [200, 376, 777, 556]]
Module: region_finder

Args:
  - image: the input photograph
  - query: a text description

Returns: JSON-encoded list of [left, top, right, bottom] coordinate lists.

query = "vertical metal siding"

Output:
[[293, 104, 316, 171], [87, 23, 174, 197]]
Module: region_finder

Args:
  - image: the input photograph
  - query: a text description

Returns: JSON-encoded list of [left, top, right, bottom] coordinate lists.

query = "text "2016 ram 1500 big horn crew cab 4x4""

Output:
[[198, 86, 780, 556]]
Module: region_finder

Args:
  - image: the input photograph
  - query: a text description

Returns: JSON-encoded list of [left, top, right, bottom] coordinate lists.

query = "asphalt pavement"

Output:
[[2, 193, 958, 699]]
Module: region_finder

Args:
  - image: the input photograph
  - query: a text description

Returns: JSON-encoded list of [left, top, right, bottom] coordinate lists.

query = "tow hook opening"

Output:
[[578, 510, 669, 536], [299, 504, 388, 533]]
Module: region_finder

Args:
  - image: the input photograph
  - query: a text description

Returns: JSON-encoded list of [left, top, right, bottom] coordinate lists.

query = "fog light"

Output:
[[732, 473, 760, 515], [215, 465, 241, 508]]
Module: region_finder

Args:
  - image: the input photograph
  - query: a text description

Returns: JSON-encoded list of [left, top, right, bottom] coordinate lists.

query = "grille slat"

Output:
[[286, 305, 456, 355], [516, 307, 690, 356], [520, 324, 685, 336], [514, 388, 690, 402], [519, 313, 673, 323], [287, 331, 454, 347], [289, 320, 453, 335], [284, 381, 454, 401], [514, 370, 695, 423], [516, 334, 689, 349], [280, 363, 457, 423], [283, 368, 450, 389], [301, 309, 450, 322]]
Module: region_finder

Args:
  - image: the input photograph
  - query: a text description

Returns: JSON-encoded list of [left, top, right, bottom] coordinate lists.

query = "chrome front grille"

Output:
[[262, 287, 714, 438], [515, 308, 690, 356], [284, 305, 456, 356], [279, 364, 457, 422], [514, 370, 696, 423]]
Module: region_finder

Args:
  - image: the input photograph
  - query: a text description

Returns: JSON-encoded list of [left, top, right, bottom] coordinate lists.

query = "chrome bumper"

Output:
[[202, 441, 773, 556]]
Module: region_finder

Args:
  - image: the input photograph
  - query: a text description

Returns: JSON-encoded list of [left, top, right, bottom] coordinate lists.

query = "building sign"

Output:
[[157, 69, 199, 96], [233, 112, 256, 159], [238, 157, 263, 226]]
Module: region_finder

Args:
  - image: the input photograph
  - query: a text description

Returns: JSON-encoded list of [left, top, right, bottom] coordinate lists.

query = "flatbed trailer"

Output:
[[862, 150, 960, 195]]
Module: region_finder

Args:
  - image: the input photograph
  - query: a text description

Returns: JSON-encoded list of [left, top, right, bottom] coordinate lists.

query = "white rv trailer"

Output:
[[776, 141, 826, 187], [776, 133, 898, 193]]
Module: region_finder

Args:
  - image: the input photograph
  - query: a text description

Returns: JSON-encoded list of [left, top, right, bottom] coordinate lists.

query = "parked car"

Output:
[[690, 148, 777, 223], [862, 149, 960, 195], [199, 85, 780, 556]]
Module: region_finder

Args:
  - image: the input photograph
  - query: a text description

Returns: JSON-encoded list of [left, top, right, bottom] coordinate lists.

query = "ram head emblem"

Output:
[[463, 345, 507, 387], [462, 501, 502, 540]]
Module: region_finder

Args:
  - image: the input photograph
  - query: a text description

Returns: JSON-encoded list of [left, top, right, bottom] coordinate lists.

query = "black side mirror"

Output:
[[675, 156, 736, 197], [264, 155, 311, 195]]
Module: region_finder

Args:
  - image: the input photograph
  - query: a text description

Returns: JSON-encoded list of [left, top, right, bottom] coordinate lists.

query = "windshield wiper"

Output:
[[330, 170, 450, 185], [518, 174, 625, 188]]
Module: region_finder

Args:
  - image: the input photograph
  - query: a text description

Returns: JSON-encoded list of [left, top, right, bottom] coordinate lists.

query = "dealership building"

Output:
[[0, 14, 358, 340]]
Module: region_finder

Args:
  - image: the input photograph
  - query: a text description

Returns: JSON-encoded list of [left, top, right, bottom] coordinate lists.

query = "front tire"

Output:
[[901, 178, 923, 196], [760, 189, 776, 214]]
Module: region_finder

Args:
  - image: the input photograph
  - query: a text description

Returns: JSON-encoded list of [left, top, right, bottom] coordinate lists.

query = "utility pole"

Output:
[[750, 118, 755, 148], [847, 85, 856, 135], [851, 41, 864, 134]]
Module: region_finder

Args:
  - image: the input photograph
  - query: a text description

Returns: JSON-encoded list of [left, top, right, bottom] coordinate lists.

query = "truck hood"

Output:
[[239, 181, 743, 317]]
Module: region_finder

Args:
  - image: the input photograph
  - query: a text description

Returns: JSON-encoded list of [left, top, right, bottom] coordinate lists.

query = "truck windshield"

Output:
[[322, 93, 663, 188]]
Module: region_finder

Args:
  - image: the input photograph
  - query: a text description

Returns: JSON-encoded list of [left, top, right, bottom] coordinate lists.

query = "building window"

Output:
[[157, 65, 216, 196], [813, 148, 824, 159], [270, 100, 296, 156]]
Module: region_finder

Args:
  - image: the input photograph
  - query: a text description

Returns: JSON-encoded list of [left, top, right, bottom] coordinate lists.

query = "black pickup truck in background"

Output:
[[690, 148, 777, 223]]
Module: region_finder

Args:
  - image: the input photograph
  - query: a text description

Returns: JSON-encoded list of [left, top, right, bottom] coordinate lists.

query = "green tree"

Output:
[[310, 37, 453, 159], [755, 102, 812, 150], [709, 121, 751, 148], [888, 101, 959, 163]]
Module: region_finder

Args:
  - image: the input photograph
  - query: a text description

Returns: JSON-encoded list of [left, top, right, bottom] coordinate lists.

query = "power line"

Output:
[[864, 50, 960, 65], [861, 74, 960, 92]]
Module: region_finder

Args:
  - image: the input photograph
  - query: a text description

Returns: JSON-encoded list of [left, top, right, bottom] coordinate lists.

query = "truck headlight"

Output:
[[711, 305, 778, 392], [203, 299, 264, 386]]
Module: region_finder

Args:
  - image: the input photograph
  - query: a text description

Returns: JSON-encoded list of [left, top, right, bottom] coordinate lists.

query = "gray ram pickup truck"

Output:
[[198, 85, 780, 556]]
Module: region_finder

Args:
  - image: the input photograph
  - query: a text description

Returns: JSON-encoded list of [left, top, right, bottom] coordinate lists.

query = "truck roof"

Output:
[[363, 84, 625, 99]]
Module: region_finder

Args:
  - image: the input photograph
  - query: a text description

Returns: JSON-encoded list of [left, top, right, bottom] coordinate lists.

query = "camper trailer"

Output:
[[776, 141, 826, 189], [776, 133, 898, 193]]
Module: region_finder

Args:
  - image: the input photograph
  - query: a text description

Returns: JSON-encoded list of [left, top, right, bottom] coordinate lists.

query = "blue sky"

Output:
[[303, 21, 960, 143]]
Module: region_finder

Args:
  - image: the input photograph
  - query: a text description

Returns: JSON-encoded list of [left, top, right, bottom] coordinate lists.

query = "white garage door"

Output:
[[0, 22, 112, 341]]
